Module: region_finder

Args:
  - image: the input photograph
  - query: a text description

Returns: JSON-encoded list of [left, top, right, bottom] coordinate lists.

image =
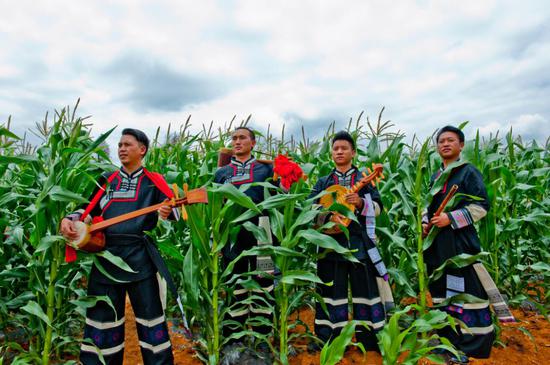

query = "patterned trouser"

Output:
[[315, 259, 386, 351], [428, 264, 496, 358], [80, 274, 173, 365]]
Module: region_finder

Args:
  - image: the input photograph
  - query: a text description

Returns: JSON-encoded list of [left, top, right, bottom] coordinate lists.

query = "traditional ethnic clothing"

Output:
[[425, 162, 495, 358], [214, 156, 274, 337], [68, 166, 177, 364], [310, 166, 387, 351]]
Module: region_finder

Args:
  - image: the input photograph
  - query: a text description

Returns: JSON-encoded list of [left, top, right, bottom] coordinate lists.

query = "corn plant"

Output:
[[319, 320, 365, 365], [0, 104, 114, 364], [231, 180, 360, 364], [172, 183, 265, 364], [377, 304, 459, 365]]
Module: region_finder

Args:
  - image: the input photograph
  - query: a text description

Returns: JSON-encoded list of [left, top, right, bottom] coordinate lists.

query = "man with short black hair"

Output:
[[61, 128, 177, 364], [214, 127, 274, 363], [309, 131, 388, 351], [423, 125, 495, 363]]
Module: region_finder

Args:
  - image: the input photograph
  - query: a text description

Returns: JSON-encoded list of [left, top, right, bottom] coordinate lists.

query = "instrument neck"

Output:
[[434, 184, 459, 216], [89, 200, 174, 233], [350, 177, 368, 193]]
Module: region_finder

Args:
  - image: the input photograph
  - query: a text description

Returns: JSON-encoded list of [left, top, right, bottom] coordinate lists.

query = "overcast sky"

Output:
[[1, 0, 549, 155]]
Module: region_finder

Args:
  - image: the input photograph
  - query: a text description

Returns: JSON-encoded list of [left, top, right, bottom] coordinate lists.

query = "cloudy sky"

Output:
[[1, 0, 549, 153]]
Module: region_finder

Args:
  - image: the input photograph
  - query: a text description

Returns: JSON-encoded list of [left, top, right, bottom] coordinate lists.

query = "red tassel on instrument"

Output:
[[65, 245, 77, 263]]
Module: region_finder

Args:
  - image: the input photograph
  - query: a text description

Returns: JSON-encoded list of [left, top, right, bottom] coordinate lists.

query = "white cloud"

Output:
[[478, 114, 549, 141]]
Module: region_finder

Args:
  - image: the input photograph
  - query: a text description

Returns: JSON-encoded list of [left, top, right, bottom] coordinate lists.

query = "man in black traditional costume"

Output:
[[309, 131, 389, 351], [60, 128, 178, 365], [214, 127, 275, 361], [423, 125, 496, 363]]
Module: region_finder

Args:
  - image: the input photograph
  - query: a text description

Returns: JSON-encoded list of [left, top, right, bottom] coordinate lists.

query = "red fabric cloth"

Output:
[[65, 245, 77, 263], [143, 168, 174, 199], [274, 154, 304, 190], [81, 171, 120, 221]]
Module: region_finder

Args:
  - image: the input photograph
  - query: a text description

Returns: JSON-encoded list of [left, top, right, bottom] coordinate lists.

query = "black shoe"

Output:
[[447, 353, 469, 364], [307, 341, 322, 353], [254, 343, 274, 365], [431, 349, 469, 365]]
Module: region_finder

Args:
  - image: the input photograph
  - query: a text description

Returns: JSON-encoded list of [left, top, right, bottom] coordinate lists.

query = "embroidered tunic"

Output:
[[309, 166, 383, 261], [214, 156, 273, 203], [80, 167, 173, 283], [425, 162, 489, 265], [214, 156, 273, 258]]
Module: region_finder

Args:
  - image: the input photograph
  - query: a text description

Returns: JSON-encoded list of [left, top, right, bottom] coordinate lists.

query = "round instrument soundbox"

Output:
[[319, 185, 355, 234], [69, 221, 105, 252], [318, 163, 384, 235]]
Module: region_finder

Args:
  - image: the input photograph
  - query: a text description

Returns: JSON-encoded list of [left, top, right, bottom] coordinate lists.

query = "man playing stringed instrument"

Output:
[[309, 131, 390, 352], [423, 126, 497, 364], [60, 129, 177, 364]]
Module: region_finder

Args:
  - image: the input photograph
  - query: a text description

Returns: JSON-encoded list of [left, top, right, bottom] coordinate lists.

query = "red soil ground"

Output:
[[122, 298, 550, 365]]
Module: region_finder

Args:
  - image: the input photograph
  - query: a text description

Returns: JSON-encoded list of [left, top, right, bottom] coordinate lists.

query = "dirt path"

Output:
[[122, 298, 550, 364]]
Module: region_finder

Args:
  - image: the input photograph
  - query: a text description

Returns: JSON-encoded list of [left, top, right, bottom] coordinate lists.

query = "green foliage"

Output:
[[319, 321, 366, 365], [0, 103, 115, 364], [377, 305, 459, 365]]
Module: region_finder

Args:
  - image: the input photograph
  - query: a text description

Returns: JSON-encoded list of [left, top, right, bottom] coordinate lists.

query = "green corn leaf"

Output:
[[21, 301, 51, 327], [211, 183, 261, 213], [92, 256, 131, 283], [96, 251, 137, 273], [70, 295, 117, 319], [320, 321, 363, 365], [35, 235, 64, 253], [48, 185, 89, 203], [296, 229, 358, 262], [428, 253, 489, 283], [280, 270, 325, 285]]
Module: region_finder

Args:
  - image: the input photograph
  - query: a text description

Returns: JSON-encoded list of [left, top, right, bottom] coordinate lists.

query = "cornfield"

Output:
[[0, 103, 548, 364]]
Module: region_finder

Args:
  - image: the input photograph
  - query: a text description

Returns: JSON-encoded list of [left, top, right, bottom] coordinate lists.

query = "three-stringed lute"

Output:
[[320, 163, 384, 234], [68, 186, 208, 252]]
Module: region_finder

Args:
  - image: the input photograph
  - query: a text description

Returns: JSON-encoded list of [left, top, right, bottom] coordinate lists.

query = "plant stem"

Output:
[[279, 283, 289, 365], [42, 242, 60, 365], [211, 241, 220, 365]]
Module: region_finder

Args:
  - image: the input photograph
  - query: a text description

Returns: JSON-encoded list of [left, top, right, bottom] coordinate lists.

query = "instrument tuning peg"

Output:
[[171, 183, 179, 205], [181, 183, 189, 221]]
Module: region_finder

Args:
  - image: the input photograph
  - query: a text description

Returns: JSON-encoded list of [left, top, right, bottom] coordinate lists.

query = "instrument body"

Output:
[[71, 220, 104, 252], [319, 164, 384, 234], [68, 187, 208, 252]]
